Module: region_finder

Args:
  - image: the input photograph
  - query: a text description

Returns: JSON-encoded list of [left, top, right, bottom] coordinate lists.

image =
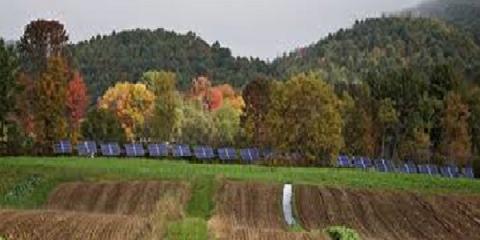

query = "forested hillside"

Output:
[[69, 29, 269, 99], [271, 17, 480, 83], [411, 0, 480, 44]]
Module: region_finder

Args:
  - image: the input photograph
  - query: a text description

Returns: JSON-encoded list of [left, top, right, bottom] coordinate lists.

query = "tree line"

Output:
[[0, 19, 479, 170]]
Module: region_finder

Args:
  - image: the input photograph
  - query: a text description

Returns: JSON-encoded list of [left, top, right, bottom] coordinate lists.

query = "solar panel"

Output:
[[337, 155, 351, 167], [463, 167, 475, 179], [399, 162, 418, 174], [353, 157, 371, 169], [125, 143, 145, 157], [148, 143, 169, 157], [172, 144, 192, 157], [375, 159, 394, 172], [193, 146, 215, 160], [218, 148, 237, 161], [439, 165, 459, 178], [100, 143, 121, 156], [77, 141, 97, 156], [418, 164, 440, 176], [240, 148, 260, 163], [53, 140, 72, 154], [262, 148, 274, 159]]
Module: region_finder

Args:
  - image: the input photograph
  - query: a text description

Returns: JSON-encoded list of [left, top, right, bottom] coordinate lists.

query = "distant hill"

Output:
[[69, 29, 270, 99], [271, 17, 480, 84], [407, 0, 480, 43]]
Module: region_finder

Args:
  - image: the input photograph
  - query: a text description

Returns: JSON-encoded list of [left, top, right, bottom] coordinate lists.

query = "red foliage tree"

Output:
[[66, 72, 89, 143], [207, 88, 224, 111]]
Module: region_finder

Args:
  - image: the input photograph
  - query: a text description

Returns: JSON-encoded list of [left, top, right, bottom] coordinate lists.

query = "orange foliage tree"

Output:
[[66, 72, 89, 143]]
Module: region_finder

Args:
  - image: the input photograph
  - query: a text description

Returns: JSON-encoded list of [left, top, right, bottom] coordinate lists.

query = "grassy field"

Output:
[[1, 157, 479, 195]]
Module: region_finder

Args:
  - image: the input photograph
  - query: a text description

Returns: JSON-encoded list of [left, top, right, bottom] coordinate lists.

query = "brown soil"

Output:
[[44, 181, 190, 216], [295, 185, 480, 240], [0, 209, 150, 240], [0, 181, 190, 240], [209, 181, 328, 240]]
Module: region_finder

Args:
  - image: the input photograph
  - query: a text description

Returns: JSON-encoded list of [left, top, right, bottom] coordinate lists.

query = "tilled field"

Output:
[[295, 185, 480, 240], [0, 181, 190, 240], [209, 181, 328, 240], [0, 209, 150, 240], [45, 181, 190, 216]]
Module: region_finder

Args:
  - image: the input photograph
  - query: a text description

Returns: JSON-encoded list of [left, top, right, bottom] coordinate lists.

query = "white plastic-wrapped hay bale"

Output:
[[282, 183, 296, 226]]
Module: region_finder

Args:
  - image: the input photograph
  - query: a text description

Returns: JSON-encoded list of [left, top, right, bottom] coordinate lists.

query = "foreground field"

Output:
[[0, 157, 479, 240]]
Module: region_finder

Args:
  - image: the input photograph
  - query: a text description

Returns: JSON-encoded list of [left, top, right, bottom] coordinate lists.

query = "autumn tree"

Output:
[[0, 39, 19, 143], [175, 100, 217, 145], [439, 92, 471, 165], [189, 76, 211, 109], [213, 101, 241, 146], [266, 73, 343, 165], [466, 86, 480, 155], [142, 71, 180, 142], [241, 76, 272, 147], [340, 87, 376, 158], [19, 19, 68, 74], [81, 108, 126, 142], [33, 56, 69, 153], [66, 72, 89, 143], [98, 82, 155, 140], [207, 88, 223, 110], [397, 128, 431, 163]]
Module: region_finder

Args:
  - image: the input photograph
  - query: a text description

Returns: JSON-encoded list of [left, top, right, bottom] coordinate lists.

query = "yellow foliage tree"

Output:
[[98, 82, 155, 140], [266, 72, 343, 165]]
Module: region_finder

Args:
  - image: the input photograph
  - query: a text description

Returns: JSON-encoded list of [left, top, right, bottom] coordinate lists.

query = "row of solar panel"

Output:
[[337, 155, 475, 179], [54, 140, 264, 162]]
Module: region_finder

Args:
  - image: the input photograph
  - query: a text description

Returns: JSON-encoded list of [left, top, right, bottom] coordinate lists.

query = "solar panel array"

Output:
[[100, 143, 121, 156], [217, 148, 237, 161], [336, 155, 474, 179], [53, 140, 72, 154], [148, 143, 169, 157], [53, 139, 477, 180], [77, 141, 97, 156], [125, 143, 145, 157]]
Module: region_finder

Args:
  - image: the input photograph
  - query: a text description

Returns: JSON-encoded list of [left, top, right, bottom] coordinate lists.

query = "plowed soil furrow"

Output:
[[209, 181, 328, 240], [45, 181, 189, 216], [295, 185, 480, 240], [0, 210, 150, 240]]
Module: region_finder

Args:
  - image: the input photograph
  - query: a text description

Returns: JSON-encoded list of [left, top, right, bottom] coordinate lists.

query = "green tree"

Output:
[[213, 101, 241, 147], [0, 39, 19, 144], [266, 73, 343, 165], [175, 100, 216, 145], [81, 108, 126, 142], [33, 56, 69, 153], [142, 71, 180, 142], [377, 98, 399, 158]]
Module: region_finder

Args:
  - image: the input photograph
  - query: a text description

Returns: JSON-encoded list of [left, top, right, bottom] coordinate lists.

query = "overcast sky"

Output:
[[0, 0, 424, 60]]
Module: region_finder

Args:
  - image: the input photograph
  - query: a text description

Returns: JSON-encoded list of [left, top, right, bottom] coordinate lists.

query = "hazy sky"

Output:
[[0, 0, 424, 59]]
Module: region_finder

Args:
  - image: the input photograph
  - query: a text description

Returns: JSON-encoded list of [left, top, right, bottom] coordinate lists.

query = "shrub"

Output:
[[325, 226, 361, 240]]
